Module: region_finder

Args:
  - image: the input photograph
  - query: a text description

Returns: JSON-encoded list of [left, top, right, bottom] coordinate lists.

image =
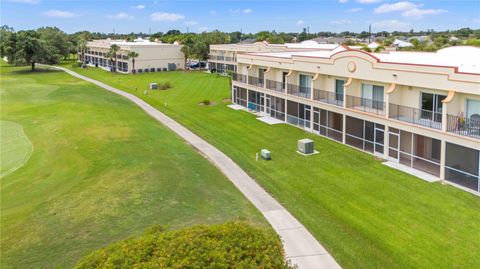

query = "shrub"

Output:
[[202, 99, 211, 105], [158, 82, 171, 90], [74, 221, 294, 269], [71, 62, 82, 68]]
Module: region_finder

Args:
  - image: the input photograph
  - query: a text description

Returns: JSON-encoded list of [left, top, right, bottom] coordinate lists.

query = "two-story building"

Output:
[[208, 41, 342, 74], [231, 45, 480, 194], [79, 38, 185, 73]]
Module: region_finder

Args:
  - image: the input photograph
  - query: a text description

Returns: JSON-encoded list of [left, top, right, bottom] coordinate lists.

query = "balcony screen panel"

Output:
[[346, 116, 363, 138], [446, 143, 479, 176], [287, 101, 299, 117], [400, 131, 412, 154]]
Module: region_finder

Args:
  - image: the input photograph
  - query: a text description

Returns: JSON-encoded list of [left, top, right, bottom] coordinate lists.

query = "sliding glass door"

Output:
[[421, 92, 446, 122]]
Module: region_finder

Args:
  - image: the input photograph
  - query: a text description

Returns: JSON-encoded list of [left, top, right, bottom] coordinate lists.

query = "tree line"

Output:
[[1, 25, 479, 71]]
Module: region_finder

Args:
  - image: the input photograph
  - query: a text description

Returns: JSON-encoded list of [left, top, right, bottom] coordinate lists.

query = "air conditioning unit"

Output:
[[261, 149, 271, 160], [149, 83, 158, 90], [298, 139, 314, 154]]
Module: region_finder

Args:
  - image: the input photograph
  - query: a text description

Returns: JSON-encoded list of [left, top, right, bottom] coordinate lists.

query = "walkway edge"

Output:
[[44, 65, 342, 269]]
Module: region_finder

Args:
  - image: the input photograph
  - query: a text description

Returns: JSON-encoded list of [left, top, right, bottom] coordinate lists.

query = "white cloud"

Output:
[[184, 21, 198, 26], [209, 10, 216, 15], [107, 12, 134, 20], [374, 2, 420, 13], [346, 8, 363, 12], [243, 9, 252, 14], [133, 5, 145, 10], [229, 8, 252, 14], [198, 27, 209, 32], [356, 0, 382, 3], [402, 8, 447, 18], [42, 10, 78, 18], [6, 0, 40, 4], [372, 20, 409, 31], [330, 19, 353, 24], [338, 0, 348, 3], [296, 20, 305, 26], [150, 12, 185, 21]]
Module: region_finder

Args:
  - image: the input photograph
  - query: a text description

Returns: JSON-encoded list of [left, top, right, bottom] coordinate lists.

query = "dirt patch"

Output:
[[198, 101, 217, 106], [222, 98, 231, 103]]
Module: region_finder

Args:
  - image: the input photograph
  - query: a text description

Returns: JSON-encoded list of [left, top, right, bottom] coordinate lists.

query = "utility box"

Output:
[[149, 83, 158, 90], [298, 139, 314, 154], [261, 149, 271, 160]]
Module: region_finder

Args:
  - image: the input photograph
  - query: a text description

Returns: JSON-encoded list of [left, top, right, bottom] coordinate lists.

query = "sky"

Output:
[[1, 0, 479, 34]]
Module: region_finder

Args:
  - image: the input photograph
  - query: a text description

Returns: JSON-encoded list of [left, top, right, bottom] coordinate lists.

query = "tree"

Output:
[[37, 26, 72, 60], [15, 30, 43, 70], [77, 38, 87, 62], [108, 44, 120, 72], [127, 51, 139, 73], [0, 25, 17, 64]]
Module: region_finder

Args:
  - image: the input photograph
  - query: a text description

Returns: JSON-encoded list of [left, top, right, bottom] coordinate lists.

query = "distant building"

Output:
[[79, 38, 185, 73], [393, 39, 413, 48], [208, 41, 340, 73], [367, 42, 380, 49]]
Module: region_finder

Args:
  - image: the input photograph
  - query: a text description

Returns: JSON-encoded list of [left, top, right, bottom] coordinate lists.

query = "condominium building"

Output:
[[230, 45, 480, 194], [79, 38, 185, 73], [208, 41, 342, 74]]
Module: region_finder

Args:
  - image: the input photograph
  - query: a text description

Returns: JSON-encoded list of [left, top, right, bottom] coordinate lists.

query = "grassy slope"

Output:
[[60, 63, 480, 269], [0, 64, 265, 269]]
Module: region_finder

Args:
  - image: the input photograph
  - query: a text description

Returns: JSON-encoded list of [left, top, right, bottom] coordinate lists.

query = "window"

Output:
[[282, 72, 288, 89], [299, 74, 312, 98], [466, 99, 480, 118], [421, 92, 446, 122], [258, 68, 266, 87], [362, 84, 384, 109], [335, 79, 345, 101]]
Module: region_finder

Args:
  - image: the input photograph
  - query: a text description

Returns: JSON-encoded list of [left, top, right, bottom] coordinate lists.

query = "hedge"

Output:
[[74, 221, 294, 269]]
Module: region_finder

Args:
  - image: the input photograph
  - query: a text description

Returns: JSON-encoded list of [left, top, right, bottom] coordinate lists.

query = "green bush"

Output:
[[202, 99, 211, 105], [71, 62, 82, 68], [159, 81, 171, 90], [74, 221, 293, 269]]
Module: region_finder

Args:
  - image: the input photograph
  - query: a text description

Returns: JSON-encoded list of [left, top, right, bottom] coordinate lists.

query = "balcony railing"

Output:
[[225, 56, 236, 62], [313, 88, 343, 107], [389, 103, 442, 130], [346, 95, 385, 116], [232, 73, 247, 84], [446, 114, 480, 139], [248, 76, 264, 88], [266, 79, 285, 93], [287, 84, 311, 99]]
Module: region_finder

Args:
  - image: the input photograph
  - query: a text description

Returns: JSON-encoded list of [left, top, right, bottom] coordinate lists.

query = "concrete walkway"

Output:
[[45, 65, 342, 269]]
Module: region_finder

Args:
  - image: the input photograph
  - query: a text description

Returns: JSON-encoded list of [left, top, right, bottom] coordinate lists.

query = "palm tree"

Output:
[[109, 44, 120, 72], [77, 38, 87, 63], [127, 51, 139, 74]]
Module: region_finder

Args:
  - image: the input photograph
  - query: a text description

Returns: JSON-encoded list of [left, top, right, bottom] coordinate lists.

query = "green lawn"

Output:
[[60, 63, 480, 269], [0, 64, 265, 269], [0, 120, 33, 177]]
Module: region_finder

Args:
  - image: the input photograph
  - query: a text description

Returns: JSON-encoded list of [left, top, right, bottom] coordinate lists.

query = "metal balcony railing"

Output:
[[248, 76, 264, 88], [446, 114, 480, 139], [287, 84, 311, 99], [346, 95, 385, 116], [232, 73, 247, 84], [313, 88, 343, 107], [266, 79, 285, 93], [388, 103, 442, 130]]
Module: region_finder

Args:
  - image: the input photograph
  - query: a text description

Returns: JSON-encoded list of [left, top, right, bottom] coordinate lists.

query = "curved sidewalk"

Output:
[[46, 65, 342, 269]]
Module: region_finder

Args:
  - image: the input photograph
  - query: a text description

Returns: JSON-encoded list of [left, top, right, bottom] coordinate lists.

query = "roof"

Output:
[[371, 46, 480, 74], [87, 39, 182, 49], [242, 46, 480, 74], [393, 39, 413, 48], [247, 45, 346, 59]]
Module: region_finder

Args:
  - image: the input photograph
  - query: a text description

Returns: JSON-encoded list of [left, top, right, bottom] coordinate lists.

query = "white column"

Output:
[[384, 126, 390, 159], [440, 139, 446, 182], [441, 103, 448, 132], [385, 92, 390, 118], [342, 114, 346, 144], [343, 85, 347, 108]]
